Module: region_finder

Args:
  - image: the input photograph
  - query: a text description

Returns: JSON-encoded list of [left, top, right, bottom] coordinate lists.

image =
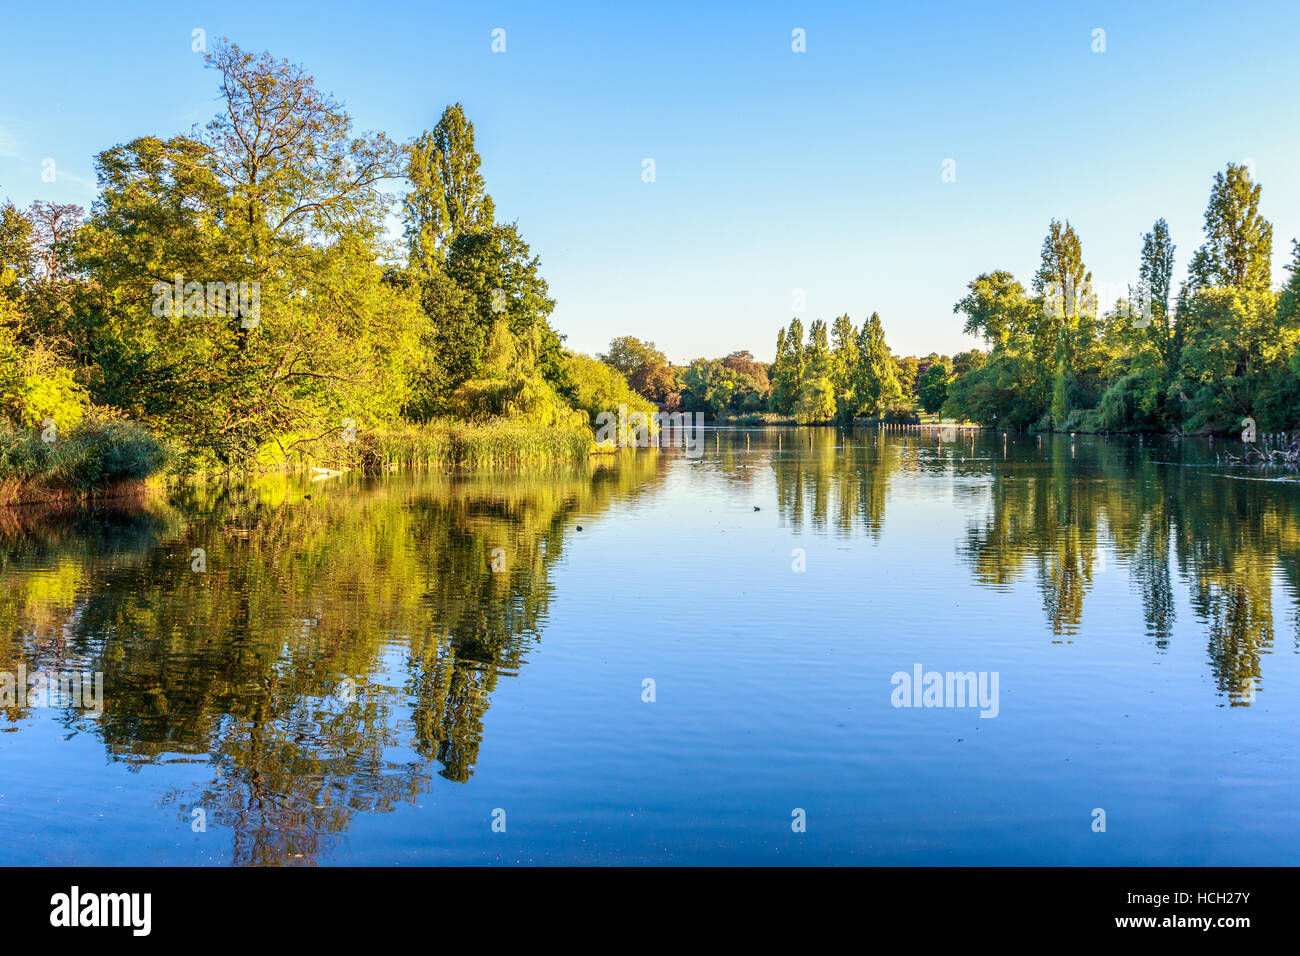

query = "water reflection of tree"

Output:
[[770, 429, 894, 538], [0, 453, 664, 863], [758, 430, 1298, 708], [956, 435, 1294, 704]]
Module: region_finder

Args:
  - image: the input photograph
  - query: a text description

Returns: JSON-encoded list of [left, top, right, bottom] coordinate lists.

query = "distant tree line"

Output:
[[598, 323, 984, 424], [604, 163, 1299, 435], [945, 164, 1300, 434]]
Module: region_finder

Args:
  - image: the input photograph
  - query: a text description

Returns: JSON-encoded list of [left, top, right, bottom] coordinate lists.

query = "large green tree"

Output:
[[1137, 218, 1179, 376], [852, 312, 902, 416], [73, 40, 419, 466], [404, 104, 496, 274], [1188, 163, 1273, 294]]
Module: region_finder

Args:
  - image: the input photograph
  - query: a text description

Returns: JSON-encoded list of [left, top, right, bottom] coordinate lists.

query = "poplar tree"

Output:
[[853, 312, 901, 416], [1188, 163, 1273, 294], [770, 318, 804, 414], [1137, 218, 1179, 376], [404, 104, 496, 274], [1033, 219, 1091, 426], [830, 313, 859, 417]]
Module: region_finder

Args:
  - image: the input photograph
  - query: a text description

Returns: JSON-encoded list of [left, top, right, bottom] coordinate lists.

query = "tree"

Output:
[[1033, 219, 1094, 426], [1174, 286, 1282, 432], [1174, 165, 1284, 432], [0, 201, 33, 303], [597, 335, 677, 402], [404, 103, 495, 274], [681, 358, 724, 414], [830, 314, 858, 414], [627, 360, 678, 403], [917, 362, 951, 413], [565, 351, 659, 430], [447, 318, 576, 426], [1138, 218, 1179, 375], [770, 318, 804, 414], [1033, 219, 1091, 308], [442, 223, 565, 387], [1279, 240, 1300, 330], [954, 271, 1033, 345], [0, 200, 90, 432], [24, 201, 83, 282], [852, 312, 902, 416], [794, 375, 836, 423], [598, 336, 666, 375], [1188, 163, 1273, 294], [893, 355, 919, 400], [202, 40, 403, 266], [74, 41, 420, 466], [951, 349, 986, 377], [721, 350, 770, 394], [792, 319, 837, 422], [398, 102, 569, 414]]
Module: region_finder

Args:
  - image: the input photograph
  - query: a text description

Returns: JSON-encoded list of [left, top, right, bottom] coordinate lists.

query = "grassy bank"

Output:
[[0, 417, 597, 505], [351, 420, 595, 471], [0, 417, 170, 506], [714, 412, 798, 426]]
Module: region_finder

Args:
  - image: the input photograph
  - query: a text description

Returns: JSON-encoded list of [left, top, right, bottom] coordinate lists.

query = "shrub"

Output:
[[0, 413, 168, 504]]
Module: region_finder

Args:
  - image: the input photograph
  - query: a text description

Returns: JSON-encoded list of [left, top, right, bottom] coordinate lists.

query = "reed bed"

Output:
[[353, 420, 595, 471], [0, 417, 169, 506]]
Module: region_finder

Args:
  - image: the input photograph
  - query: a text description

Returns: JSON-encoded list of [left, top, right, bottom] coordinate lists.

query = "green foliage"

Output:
[[880, 402, 919, 424], [447, 319, 581, 428], [0, 334, 89, 433], [954, 271, 1032, 345], [0, 42, 603, 484], [0, 414, 168, 504], [769, 319, 804, 414], [952, 349, 986, 377], [769, 311, 906, 422], [404, 103, 495, 273], [893, 355, 919, 400], [354, 419, 593, 471], [441, 224, 565, 386], [597, 336, 678, 404], [598, 336, 666, 375], [853, 313, 902, 417], [680, 356, 764, 415], [1139, 218, 1180, 375], [794, 374, 837, 423], [1071, 372, 1161, 433], [917, 362, 951, 413], [563, 351, 659, 427], [1050, 358, 1069, 427], [944, 166, 1300, 436], [941, 349, 1045, 429], [72, 42, 421, 469], [721, 350, 770, 394], [1173, 286, 1285, 433], [1189, 163, 1272, 294]]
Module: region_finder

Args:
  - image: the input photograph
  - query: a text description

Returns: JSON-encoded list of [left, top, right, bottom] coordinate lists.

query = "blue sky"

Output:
[[2, 0, 1298, 362]]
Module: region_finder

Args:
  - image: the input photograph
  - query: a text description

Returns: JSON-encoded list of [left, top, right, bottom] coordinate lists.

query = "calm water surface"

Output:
[[2, 429, 1298, 865]]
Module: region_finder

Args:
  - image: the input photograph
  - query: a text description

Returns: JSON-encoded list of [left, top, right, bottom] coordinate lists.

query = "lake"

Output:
[[2, 428, 1298, 865]]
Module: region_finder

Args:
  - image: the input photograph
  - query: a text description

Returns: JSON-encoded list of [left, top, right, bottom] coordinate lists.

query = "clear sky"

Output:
[[2, 0, 1298, 363]]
